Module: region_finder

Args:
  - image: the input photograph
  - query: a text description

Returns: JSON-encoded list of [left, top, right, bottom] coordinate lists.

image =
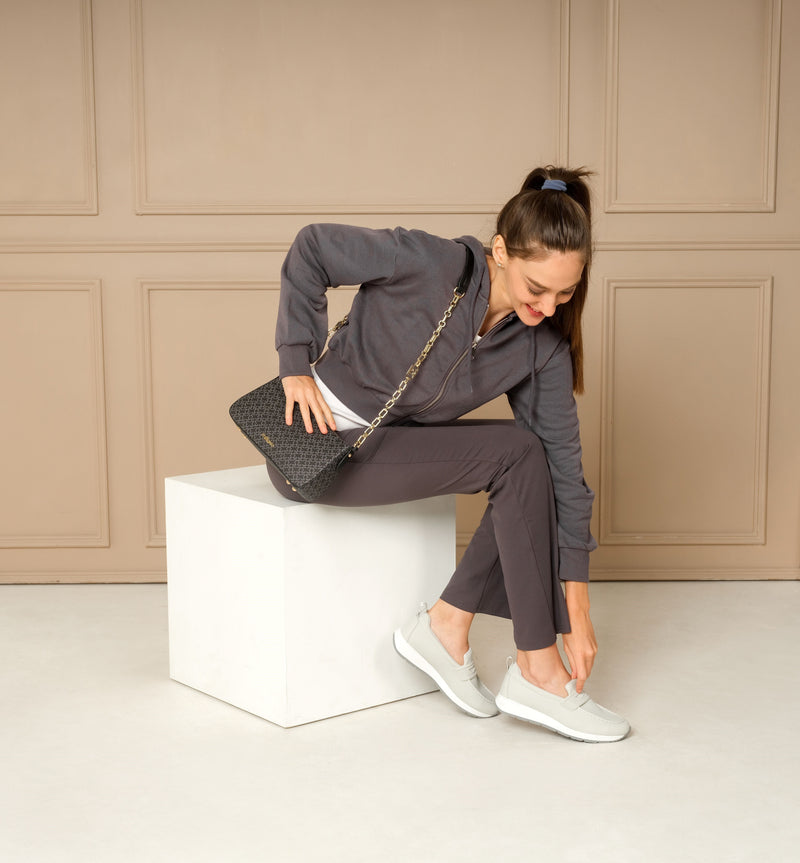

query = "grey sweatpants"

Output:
[[267, 420, 571, 650]]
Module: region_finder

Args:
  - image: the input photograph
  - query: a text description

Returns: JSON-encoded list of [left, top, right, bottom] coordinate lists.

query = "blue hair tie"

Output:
[[541, 179, 567, 192]]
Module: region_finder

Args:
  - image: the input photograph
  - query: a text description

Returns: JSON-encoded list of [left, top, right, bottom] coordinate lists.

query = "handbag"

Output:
[[229, 243, 475, 501]]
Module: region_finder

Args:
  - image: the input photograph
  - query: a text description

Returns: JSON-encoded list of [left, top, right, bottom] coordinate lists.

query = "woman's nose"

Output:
[[541, 295, 558, 316]]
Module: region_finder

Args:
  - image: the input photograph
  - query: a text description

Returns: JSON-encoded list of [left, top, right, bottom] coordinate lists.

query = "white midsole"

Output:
[[392, 629, 496, 718], [495, 693, 627, 743]]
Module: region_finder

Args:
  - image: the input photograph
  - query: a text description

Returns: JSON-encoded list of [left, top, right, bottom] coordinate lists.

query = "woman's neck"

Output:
[[479, 254, 513, 336]]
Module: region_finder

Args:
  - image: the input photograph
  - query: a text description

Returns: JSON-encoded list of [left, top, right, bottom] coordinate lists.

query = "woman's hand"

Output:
[[281, 375, 336, 434], [561, 581, 598, 694]]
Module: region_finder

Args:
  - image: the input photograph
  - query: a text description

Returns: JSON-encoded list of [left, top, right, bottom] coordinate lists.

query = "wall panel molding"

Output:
[[0, 281, 109, 547], [0, 571, 167, 585], [139, 280, 280, 546], [600, 277, 772, 544], [131, 0, 569, 215], [557, 0, 572, 164], [456, 532, 473, 549], [5, 566, 798, 585], [0, 241, 293, 254], [589, 568, 800, 581], [3, 237, 800, 255], [0, 0, 97, 215], [595, 238, 800, 251], [604, 0, 781, 213]]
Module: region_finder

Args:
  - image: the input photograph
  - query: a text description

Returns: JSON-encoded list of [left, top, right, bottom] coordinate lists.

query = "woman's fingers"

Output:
[[561, 619, 597, 694], [284, 387, 296, 428], [281, 376, 336, 434], [304, 385, 336, 433], [283, 376, 318, 433], [563, 640, 587, 692], [314, 389, 337, 433], [298, 399, 315, 434], [563, 582, 597, 693]]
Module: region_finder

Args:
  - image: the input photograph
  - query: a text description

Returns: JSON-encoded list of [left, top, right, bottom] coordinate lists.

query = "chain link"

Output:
[[350, 288, 464, 452], [327, 315, 349, 339]]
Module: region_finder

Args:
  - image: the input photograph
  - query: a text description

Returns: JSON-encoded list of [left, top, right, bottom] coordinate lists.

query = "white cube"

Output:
[[166, 465, 455, 726]]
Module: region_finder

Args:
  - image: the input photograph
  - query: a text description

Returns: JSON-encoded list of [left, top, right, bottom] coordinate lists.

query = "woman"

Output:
[[270, 167, 629, 742]]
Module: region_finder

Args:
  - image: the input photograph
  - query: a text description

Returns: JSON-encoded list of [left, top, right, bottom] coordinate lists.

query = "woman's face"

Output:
[[494, 238, 585, 327]]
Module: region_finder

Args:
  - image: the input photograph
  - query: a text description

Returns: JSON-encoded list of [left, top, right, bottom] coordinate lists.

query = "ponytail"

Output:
[[495, 166, 594, 393]]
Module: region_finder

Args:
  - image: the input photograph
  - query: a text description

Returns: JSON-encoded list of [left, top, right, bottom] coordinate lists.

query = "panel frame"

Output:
[[0, 0, 98, 215], [599, 276, 773, 544], [0, 280, 109, 547], [139, 279, 280, 546], [603, 0, 782, 213], [2, 238, 800, 255], [130, 0, 571, 214]]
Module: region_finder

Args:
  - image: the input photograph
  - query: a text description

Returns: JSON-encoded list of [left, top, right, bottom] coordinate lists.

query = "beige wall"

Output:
[[1, 0, 797, 583]]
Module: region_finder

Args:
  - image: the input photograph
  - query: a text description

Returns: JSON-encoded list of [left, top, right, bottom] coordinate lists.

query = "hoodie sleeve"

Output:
[[276, 224, 399, 378], [507, 337, 597, 582]]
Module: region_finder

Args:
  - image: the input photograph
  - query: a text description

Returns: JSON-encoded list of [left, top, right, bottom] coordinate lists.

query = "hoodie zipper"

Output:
[[409, 345, 471, 418], [409, 314, 513, 418], [472, 314, 514, 358]]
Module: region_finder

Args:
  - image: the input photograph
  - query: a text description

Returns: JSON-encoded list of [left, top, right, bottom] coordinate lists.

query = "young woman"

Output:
[[270, 167, 629, 743]]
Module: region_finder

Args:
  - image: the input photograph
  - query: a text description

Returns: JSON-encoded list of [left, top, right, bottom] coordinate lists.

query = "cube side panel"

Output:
[[166, 477, 288, 724], [283, 496, 455, 725]]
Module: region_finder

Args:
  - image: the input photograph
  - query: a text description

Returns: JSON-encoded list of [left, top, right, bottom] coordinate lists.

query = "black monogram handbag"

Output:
[[229, 377, 355, 502], [229, 243, 474, 501]]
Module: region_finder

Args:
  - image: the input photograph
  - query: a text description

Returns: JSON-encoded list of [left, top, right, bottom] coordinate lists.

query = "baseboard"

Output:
[[588, 568, 800, 581], [0, 571, 167, 585], [3, 568, 798, 585]]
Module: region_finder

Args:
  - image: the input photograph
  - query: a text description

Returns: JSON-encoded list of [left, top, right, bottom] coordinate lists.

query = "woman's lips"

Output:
[[526, 304, 544, 318]]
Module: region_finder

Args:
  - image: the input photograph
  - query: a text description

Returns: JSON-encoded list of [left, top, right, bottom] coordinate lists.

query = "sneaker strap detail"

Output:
[[563, 680, 592, 709], [454, 651, 478, 682]]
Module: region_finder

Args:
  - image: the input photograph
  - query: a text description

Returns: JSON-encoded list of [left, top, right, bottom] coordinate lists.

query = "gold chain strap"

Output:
[[327, 315, 349, 338], [348, 287, 465, 452]]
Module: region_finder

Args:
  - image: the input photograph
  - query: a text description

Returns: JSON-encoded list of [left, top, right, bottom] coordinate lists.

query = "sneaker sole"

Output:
[[495, 693, 628, 743], [392, 629, 497, 719]]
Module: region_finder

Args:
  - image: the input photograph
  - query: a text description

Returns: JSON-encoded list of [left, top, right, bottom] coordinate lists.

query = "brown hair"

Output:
[[495, 166, 594, 393]]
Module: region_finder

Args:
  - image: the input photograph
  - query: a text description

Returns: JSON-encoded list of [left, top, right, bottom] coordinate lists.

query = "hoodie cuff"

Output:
[[278, 345, 313, 379], [558, 546, 590, 583]]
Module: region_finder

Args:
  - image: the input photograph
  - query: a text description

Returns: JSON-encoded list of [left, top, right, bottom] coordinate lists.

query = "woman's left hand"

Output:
[[562, 581, 598, 694]]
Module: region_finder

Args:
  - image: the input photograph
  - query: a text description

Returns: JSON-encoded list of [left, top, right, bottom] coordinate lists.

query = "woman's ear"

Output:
[[492, 234, 508, 268]]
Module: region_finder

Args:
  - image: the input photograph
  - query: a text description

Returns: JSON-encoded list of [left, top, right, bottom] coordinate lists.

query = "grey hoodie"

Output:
[[276, 223, 597, 581]]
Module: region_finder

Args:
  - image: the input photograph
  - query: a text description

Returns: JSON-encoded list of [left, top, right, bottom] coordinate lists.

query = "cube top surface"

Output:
[[166, 464, 300, 508]]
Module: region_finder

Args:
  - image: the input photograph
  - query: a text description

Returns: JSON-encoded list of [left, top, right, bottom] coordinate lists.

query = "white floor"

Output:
[[2, 581, 799, 863]]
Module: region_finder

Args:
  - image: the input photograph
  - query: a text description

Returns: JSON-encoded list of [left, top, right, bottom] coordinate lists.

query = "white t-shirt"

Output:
[[311, 367, 370, 431]]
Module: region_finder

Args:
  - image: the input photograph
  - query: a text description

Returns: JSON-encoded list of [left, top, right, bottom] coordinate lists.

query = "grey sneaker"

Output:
[[393, 604, 499, 718], [495, 662, 630, 743]]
